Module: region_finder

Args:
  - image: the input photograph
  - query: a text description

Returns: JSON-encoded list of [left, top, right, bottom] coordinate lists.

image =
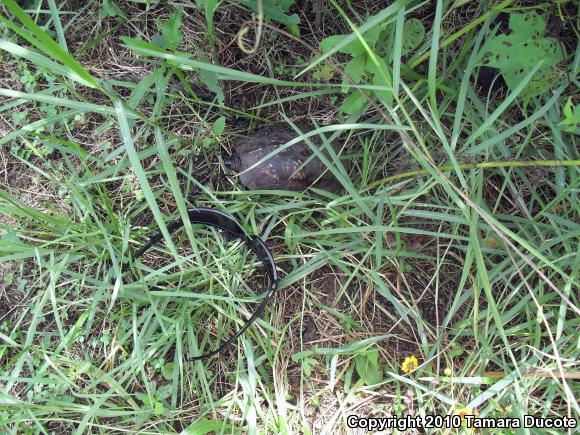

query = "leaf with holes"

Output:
[[478, 12, 565, 99], [402, 18, 425, 55]]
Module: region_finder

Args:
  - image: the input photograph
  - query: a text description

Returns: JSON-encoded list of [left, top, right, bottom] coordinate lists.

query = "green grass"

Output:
[[0, 0, 578, 433]]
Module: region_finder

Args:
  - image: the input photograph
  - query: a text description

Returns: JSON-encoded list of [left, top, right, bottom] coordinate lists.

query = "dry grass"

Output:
[[0, 0, 578, 433]]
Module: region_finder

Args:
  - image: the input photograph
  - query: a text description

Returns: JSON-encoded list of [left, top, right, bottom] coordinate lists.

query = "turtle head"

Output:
[[223, 154, 240, 171]]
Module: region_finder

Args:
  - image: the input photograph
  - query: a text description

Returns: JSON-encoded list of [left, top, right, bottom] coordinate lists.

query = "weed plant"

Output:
[[0, 0, 578, 433]]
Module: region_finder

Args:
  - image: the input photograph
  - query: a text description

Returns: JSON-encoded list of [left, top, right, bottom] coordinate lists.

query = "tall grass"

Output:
[[0, 0, 578, 433]]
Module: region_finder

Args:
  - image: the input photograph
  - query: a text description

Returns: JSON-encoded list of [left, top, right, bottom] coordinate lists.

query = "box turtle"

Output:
[[224, 122, 345, 192]]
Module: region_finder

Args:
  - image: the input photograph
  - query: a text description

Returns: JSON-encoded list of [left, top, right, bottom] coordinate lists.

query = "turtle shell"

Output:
[[225, 122, 345, 192]]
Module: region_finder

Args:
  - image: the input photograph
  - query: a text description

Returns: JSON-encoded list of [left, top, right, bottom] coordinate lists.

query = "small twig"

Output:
[[314, 0, 322, 31]]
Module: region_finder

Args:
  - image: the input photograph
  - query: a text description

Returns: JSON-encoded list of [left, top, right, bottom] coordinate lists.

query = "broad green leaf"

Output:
[[354, 349, 382, 385], [320, 25, 383, 56], [153, 401, 164, 415], [213, 116, 226, 135], [478, 12, 565, 99], [99, 0, 126, 20], [198, 54, 224, 103], [151, 9, 183, 51], [344, 55, 366, 83], [401, 18, 425, 54], [161, 10, 183, 50], [300, 0, 409, 78], [320, 34, 365, 56], [559, 98, 580, 133], [367, 55, 393, 106], [312, 63, 335, 81], [197, 0, 220, 42], [302, 357, 318, 376], [340, 89, 366, 114], [181, 419, 228, 435], [509, 11, 545, 40], [161, 362, 174, 380]]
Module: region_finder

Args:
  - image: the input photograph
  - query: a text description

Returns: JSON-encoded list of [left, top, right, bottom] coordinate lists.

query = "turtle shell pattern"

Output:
[[227, 122, 343, 192]]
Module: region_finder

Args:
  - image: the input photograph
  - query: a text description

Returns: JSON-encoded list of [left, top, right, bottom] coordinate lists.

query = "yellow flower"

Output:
[[401, 355, 419, 373], [455, 408, 478, 426]]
